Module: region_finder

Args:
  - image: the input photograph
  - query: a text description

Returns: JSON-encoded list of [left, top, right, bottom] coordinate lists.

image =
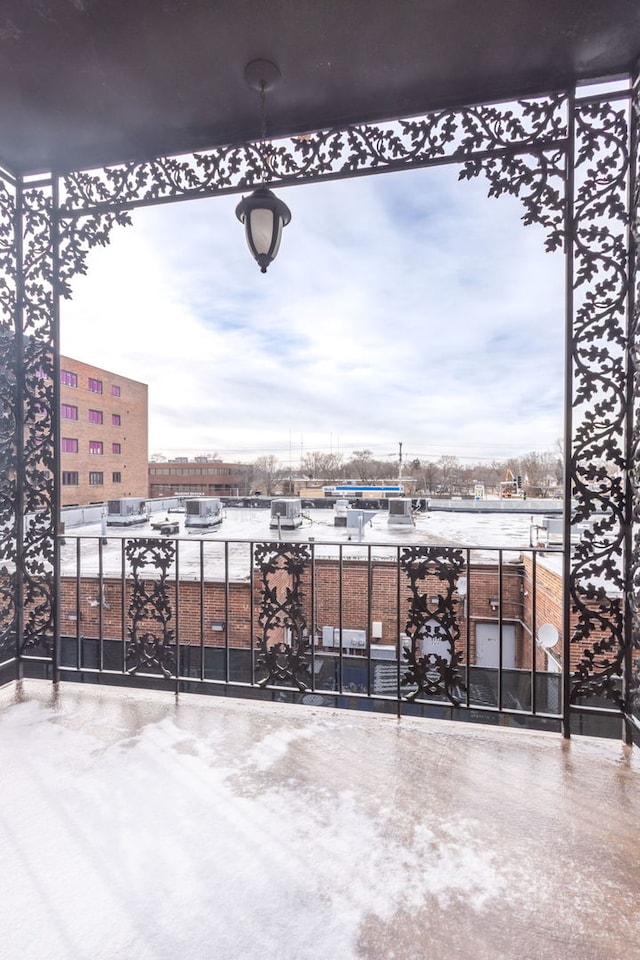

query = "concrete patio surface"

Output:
[[0, 680, 638, 960]]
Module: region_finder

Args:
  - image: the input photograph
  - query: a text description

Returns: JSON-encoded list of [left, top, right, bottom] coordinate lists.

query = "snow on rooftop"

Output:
[[1, 681, 638, 960], [61, 507, 544, 579]]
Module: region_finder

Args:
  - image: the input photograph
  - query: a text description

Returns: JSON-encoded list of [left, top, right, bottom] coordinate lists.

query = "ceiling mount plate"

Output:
[[244, 59, 281, 93]]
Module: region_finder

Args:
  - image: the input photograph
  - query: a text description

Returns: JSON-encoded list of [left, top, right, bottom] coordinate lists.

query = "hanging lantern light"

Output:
[[237, 59, 291, 274], [235, 186, 291, 274]]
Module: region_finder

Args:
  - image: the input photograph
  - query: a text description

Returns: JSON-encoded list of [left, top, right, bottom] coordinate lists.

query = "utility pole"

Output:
[[398, 441, 403, 481]]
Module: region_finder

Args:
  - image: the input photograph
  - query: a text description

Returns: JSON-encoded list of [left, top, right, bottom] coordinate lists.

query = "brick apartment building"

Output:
[[148, 460, 249, 498], [60, 356, 148, 507]]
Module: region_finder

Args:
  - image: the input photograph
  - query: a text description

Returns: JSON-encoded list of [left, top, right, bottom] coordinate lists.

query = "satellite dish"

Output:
[[537, 623, 559, 650]]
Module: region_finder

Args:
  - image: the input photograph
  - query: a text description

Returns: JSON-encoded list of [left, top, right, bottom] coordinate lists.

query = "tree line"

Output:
[[248, 448, 564, 498]]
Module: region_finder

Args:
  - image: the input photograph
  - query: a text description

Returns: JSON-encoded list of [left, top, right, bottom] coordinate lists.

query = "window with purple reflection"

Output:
[[88, 409, 103, 424], [61, 438, 78, 453], [60, 370, 78, 387], [89, 440, 103, 455], [111, 414, 121, 426], [88, 378, 103, 394]]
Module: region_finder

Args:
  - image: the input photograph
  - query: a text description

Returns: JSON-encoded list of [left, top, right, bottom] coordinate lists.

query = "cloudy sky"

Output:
[[61, 161, 565, 469]]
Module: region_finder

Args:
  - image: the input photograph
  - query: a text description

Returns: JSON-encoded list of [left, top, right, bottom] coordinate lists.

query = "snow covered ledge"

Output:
[[1, 680, 638, 960]]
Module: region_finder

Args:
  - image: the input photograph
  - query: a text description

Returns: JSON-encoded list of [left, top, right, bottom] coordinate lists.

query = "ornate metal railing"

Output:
[[14, 531, 597, 730]]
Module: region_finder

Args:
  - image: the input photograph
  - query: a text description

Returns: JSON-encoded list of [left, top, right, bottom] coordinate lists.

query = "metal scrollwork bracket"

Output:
[[254, 542, 311, 691], [400, 546, 466, 706], [125, 538, 176, 678]]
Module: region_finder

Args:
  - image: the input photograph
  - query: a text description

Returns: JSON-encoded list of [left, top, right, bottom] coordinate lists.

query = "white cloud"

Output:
[[62, 163, 564, 463]]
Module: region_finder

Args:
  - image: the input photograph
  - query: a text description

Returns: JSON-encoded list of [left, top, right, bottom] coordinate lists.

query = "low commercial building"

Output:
[[148, 460, 250, 498]]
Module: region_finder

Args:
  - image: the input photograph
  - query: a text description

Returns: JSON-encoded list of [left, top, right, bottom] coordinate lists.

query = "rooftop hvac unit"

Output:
[[184, 497, 223, 527], [530, 515, 563, 547], [334, 498, 349, 527], [269, 498, 303, 529], [106, 498, 147, 526], [387, 497, 414, 526]]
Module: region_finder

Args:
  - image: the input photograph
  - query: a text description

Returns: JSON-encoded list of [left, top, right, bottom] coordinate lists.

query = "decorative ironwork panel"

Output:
[[60, 95, 567, 251], [58, 210, 131, 300], [125, 539, 176, 678], [19, 183, 56, 654], [254, 542, 311, 690], [0, 172, 17, 663], [569, 94, 631, 706], [400, 546, 466, 705], [629, 661, 640, 729], [628, 72, 640, 729]]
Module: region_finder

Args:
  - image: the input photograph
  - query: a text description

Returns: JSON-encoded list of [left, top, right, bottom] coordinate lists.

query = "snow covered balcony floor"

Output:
[[1, 680, 638, 960]]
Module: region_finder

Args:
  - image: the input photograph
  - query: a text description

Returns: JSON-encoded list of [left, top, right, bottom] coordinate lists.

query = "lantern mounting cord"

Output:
[[244, 59, 281, 184], [259, 81, 267, 183]]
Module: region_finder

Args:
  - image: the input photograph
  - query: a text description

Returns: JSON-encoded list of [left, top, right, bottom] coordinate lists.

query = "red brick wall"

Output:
[[58, 557, 526, 665], [55, 552, 637, 684], [59, 577, 251, 648], [522, 555, 563, 670], [522, 554, 627, 673]]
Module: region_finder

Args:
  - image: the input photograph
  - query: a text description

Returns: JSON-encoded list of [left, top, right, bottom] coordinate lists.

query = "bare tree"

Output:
[[348, 449, 375, 481], [301, 451, 344, 480], [407, 458, 438, 494], [421, 460, 440, 494], [252, 455, 280, 495], [438, 455, 460, 495]]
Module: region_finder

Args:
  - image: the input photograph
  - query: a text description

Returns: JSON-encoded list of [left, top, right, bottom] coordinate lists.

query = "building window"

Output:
[[61, 404, 78, 420], [62, 471, 79, 485], [89, 440, 103, 455], [112, 472, 121, 483], [61, 437, 78, 453], [111, 384, 121, 397], [88, 409, 103, 424], [112, 442, 121, 454], [89, 472, 103, 485], [88, 377, 103, 394], [111, 413, 121, 426], [60, 370, 78, 387]]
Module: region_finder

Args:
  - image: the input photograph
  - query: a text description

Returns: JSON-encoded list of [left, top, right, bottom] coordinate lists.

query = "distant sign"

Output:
[[325, 485, 404, 494]]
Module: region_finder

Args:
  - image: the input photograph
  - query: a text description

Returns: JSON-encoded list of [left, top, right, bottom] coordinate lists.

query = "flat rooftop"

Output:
[[61, 507, 545, 579], [1, 680, 637, 960]]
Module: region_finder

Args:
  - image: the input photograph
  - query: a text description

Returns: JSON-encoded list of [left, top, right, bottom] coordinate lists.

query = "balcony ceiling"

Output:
[[1, 0, 639, 175]]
